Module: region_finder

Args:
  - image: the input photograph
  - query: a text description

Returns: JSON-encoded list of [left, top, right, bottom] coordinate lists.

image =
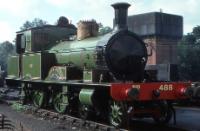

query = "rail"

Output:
[[0, 113, 14, 130]]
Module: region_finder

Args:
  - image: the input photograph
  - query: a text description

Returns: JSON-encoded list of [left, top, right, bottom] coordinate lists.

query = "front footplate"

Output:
[[110, 82, 192, 101]]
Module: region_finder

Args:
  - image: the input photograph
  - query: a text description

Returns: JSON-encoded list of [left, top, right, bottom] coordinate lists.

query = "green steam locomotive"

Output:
[[6, 2, 194, 128]]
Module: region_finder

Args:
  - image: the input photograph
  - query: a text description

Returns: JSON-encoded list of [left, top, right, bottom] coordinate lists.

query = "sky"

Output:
[[0, 0, 199, 42]]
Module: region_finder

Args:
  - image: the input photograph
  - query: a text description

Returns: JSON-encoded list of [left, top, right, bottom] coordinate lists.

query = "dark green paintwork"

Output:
[[25, 30, 32, 51], [17, 26, 76, 52], [22, 52, 55, 80], [22, 53, 41, 79], [53, 92, 68, 113], [83, 70, 92, 82], [49, 36, 104, 69], [53, 86, 68, 113], [46, 66, 67, 81], [79, 89, 94, 105], [7, 56, 19, 78], [32, 90, 45, 108]]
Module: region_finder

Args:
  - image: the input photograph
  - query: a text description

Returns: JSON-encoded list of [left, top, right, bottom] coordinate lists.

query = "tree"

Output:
[[178, 26, 200, 81], [193, 25, 200, 39], [20, 18, 48, 30], [98, 23, 112, 35], [57, 16, 69, 27], [0, 41, 15, 77]]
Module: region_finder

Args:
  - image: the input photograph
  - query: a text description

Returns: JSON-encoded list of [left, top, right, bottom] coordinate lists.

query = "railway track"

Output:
[[1, 97, 127, 131], [33, 108, 125, 131], [1, 87, 196, 131], [0, 87, 128, 130], [0, 113, 15, 130]]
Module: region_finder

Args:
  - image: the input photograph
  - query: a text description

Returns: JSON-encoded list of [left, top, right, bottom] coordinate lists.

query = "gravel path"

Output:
[[0, 103, 72, 131], [1, 101, 200, 131]]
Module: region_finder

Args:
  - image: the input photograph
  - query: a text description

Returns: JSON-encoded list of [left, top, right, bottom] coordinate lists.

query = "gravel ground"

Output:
[[0, 87, 113, 131], [131, 107, 200, 131], [0, 103, 74, 131], [0, 102, 114, 131], [1, 102, 200, 131]]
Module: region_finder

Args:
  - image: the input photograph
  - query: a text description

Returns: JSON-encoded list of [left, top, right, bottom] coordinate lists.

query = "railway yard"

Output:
[[1, 1, 200, 131], [0, 87, 200, 131]]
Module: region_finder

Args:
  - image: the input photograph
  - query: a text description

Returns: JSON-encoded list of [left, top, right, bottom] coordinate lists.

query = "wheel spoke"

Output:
[[32, 91, 45, 108], [109, 101, 127, 128], [53, 92, 68, 113], [58, 104, 61, 110], [117, 117, 122, 123], [118, 112, 122, 116]]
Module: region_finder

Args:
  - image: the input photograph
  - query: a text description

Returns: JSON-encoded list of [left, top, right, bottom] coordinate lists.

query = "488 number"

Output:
[[159, 84, 173, 91]]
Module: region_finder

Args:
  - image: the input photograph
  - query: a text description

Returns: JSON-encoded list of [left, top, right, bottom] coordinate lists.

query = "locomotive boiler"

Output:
[[6, 2, 195, 128], [49, 3, 147, 82]]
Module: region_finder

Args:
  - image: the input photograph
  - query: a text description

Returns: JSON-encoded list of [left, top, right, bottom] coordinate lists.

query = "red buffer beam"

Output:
[[111, 82, 192, 101]]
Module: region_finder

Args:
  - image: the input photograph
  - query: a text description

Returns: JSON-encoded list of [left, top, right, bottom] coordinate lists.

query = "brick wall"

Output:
[[143, 36, 180, 65]]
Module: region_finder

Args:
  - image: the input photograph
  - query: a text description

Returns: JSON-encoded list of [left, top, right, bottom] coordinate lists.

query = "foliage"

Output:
[[0, 41, 15, 73], [20, 18, 48, 30], [178, 25, 200, 81], [98, 23, 112, 35], [193, 26, 200, 39], [57, 16, 69, 27]]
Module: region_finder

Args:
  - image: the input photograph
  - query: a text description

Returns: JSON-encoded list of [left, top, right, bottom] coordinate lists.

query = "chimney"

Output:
[[77, 20, 99, 40], [111, 2, 130, 30]]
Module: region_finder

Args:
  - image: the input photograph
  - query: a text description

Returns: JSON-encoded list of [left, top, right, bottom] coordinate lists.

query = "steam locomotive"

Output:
[[6, 2, 198, 128]]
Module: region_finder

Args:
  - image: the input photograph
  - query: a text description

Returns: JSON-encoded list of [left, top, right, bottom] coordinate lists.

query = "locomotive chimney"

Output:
[[111, 2, 130, 30]]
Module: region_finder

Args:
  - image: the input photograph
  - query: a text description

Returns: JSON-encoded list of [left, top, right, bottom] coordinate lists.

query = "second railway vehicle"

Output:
[[5, 2, 199, 128]]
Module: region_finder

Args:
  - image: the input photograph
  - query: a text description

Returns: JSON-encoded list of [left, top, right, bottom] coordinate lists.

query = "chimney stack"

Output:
[[111, 2, 130, 30], [77, 20, 99, 40]]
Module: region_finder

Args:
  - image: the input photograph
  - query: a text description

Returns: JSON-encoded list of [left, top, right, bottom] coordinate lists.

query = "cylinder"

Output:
[[79, 89, 95, 105]]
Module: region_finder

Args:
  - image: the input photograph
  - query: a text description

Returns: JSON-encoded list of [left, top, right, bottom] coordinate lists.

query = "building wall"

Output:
[[128, 12, 183, 39], [156, 38, 179, 64], [127, 12, 183, 65], [144, 37, 179, 65], [143, 37, 157, 65]]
